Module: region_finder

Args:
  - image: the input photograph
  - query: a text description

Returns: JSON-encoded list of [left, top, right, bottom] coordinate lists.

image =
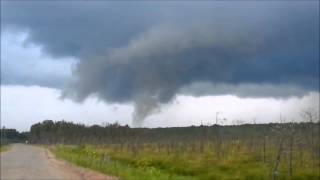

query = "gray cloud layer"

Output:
[[1, 32, 74, 88], [2, 1, 319, 123], [2, 1, 163, 58]]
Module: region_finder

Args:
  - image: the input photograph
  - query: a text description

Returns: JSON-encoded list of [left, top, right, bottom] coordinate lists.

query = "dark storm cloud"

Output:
[[1, 1, 163, 58], [2, 1, 319, 122]]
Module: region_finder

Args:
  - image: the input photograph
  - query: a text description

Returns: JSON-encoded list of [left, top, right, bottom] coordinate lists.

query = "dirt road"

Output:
[[0, 144, 116, 180]]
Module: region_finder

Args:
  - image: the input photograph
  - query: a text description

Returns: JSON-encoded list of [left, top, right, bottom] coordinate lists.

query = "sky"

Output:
[[1, 1, 319, 131]]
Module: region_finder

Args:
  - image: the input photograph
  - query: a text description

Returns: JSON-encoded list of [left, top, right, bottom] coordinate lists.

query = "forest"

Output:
[[28, 118, 320, 180], [0, 128, 29, 152], [0, 128, 29, 144]]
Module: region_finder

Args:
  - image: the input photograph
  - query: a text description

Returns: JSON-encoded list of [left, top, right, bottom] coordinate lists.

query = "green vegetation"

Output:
[[1, 128, 29, 144], [0, 127, 28, 153], [53, 145, 192, 180], [0, 144, 10, 152], [52, 142, 319, 180], [39, 118, 319, 180], [30, 112, 319, 180]]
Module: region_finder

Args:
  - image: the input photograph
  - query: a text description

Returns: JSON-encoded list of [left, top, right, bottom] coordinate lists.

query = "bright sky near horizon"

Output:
[[1, 1, 319, 131]]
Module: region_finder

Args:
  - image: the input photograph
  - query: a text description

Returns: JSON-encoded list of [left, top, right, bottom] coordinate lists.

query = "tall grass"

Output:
[[0, 144, 10, 152], [52, 142, 319, 180]]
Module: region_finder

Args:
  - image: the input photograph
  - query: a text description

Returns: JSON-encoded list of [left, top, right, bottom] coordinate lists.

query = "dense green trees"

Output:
[[0, 128, 29, 144], [29, 120, 319, 148], [28, 120, 320, 179]]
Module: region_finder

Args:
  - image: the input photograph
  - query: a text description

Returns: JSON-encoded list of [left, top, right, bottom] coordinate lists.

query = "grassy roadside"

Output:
[[51, 145, 194, 180], [51, 144, 319, 180], [0, 144, 10, 152]]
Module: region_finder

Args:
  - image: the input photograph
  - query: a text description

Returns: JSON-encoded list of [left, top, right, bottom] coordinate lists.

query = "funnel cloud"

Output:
[[2, 1, 319, 124]]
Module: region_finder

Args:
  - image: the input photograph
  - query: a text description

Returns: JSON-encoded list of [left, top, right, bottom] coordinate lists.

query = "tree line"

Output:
[[29, 119, 319, 148], [0, 127, 29, 145]]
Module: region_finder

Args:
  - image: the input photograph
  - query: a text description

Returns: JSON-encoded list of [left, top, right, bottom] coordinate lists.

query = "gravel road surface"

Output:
[[0, 144, 116, 180]]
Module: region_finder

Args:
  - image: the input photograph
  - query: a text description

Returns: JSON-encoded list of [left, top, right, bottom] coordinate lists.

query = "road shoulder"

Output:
[[0, 144, 11, 153], [45, 147, 118, 180]]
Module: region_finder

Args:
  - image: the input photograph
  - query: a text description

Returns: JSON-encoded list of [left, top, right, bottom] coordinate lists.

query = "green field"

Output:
[[52, 142, 319, 180], [0, 144, 10, 152], [30, 121, 319, 179]]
